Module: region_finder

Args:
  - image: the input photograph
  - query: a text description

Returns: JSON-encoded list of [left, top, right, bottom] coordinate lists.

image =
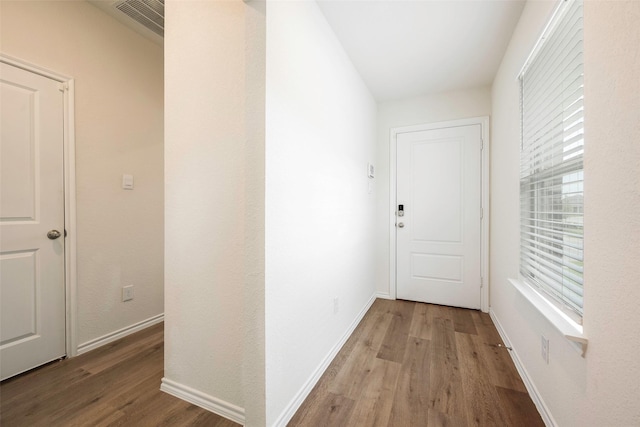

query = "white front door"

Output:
[[396, 124, 482, 309], [0, 61, 66, 380]]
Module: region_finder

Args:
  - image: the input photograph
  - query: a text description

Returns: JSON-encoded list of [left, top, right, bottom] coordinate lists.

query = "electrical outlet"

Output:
[[541, 335, 549, 364], [122, 285, 134, 302], [333, 297, 339, 314]]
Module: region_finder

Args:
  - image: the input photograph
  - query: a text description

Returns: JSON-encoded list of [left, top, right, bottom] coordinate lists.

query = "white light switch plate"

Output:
[[122, 174, 134, 190]]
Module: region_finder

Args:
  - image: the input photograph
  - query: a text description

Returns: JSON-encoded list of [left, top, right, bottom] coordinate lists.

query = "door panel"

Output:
[[1, 80, 37, 220], [396, 125, 481, 309], [411, 254, 463, 282], [0, 251, 38, 343], [410, 138, 462, 243], [0, 62, 65, 380]]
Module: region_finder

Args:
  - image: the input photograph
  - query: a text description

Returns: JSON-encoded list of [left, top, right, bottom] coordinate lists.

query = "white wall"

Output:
[[0, 1, 164, 347], [164, 0, 249, 413], [244, 1, 267, 425], [375, 88, 492, 297], [264, 1, 377, 424], [164, 1, 376, 424], [490, 1, 640, 425]]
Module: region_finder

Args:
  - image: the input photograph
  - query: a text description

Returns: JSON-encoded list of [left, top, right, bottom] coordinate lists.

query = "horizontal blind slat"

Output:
[[520, 0, 584, 316]]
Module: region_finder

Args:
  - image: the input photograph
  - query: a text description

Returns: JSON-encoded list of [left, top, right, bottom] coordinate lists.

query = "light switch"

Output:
[[122, 174, 134, 190]]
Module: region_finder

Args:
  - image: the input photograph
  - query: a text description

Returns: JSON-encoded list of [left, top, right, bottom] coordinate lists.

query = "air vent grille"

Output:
[[116, 0, 164, 37]]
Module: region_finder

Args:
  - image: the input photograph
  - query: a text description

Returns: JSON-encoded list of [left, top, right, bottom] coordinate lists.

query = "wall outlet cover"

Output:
[[122, 285, 134, 302], [541, 335, 549, 364]]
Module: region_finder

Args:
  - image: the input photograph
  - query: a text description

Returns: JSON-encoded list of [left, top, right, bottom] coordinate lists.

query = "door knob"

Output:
[[47, 230, 62, 240], [397, 222, 405, 228]]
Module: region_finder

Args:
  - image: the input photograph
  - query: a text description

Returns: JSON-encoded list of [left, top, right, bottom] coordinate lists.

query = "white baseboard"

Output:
[[375, 291, 394, 300], [76, 313, 164, 355], [489, 308, 557, 427], [161, 377, 245, 425], [272, 293, 377, 427]]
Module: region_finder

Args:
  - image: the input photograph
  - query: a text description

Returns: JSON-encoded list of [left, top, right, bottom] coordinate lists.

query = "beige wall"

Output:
[[581, 0, 640, 423], [0, 1, 164, 347], [163, 0, 251, 417], [163, 1, 377, 424], [490, 0, 640, 425], [244, 1, 267, 425]]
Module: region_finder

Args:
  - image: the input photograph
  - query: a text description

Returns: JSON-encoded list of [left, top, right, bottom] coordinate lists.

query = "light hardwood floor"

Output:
[[288, 299, 544, 426], [1, 299, 544, 426], [0, 323, 238, 427]]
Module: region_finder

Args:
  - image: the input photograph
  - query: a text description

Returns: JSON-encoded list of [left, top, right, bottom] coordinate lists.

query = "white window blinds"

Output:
[[520, 0, 584, 317]]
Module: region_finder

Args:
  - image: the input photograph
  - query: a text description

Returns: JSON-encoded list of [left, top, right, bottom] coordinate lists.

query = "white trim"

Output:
[[517, 0, 573, 78], [389, 116, 491, 312], [508, 278, 587, 356], [1, 54, 71, 82], [160, 377, 245, 426], [489, 308, 557, 427], [480, 117, 490, 313], [77, 313, 164, 355], [389, 128, 398, 300], [272, 293, 377, 427], [375, 291, 393, 300], [64, 79, 78, 357], [0, 54, 78, 358]]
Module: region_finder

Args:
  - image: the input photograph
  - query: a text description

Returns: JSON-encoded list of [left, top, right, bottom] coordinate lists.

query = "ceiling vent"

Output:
[[115, 0, 164, 37], [88, 0, 164, 45]]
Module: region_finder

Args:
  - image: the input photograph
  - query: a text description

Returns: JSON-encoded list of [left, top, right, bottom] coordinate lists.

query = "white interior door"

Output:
[[396, 124, 482, 309], [1, 62, 66, 380]]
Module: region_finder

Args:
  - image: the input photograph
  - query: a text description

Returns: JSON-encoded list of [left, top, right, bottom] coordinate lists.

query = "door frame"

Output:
[[389, 116, 490, 312], [1, 54, 78, 357]]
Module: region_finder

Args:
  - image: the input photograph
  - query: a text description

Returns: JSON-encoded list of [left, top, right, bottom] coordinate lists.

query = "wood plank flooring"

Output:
[[289, 299, 544, 427], [1, 299, 544, 426], [0, 323, 239, 427]]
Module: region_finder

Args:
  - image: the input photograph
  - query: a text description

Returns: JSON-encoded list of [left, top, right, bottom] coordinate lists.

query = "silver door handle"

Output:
[[47, 230, 62, 240], [397, 222, 404, 228]]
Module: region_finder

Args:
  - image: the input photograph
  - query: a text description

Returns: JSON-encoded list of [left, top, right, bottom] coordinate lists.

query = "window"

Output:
[[519, 0, 584, 319]]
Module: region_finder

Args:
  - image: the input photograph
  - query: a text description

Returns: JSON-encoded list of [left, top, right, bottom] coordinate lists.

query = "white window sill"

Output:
[[508, 278, 588, 357]]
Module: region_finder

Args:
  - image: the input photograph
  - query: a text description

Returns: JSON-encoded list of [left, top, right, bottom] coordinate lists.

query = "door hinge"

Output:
[[481, 206, 484, 219], [480, 276, 484, 288], [58, 82, 69, 92], [481, 138, 484, 151]]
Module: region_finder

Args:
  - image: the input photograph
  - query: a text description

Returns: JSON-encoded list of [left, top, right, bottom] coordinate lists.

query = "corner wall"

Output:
[[375, 88, 492, 298], [0, 1, 164, 348], [490, 1, 640, 425], [264, 1, 377, 424], [163, 0, 249, 415], [244, 0, 267, 425]]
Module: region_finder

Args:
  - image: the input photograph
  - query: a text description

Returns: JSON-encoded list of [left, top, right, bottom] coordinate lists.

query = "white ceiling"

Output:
[[316, 0, 526, 101], [89, 0, 525, 102]]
